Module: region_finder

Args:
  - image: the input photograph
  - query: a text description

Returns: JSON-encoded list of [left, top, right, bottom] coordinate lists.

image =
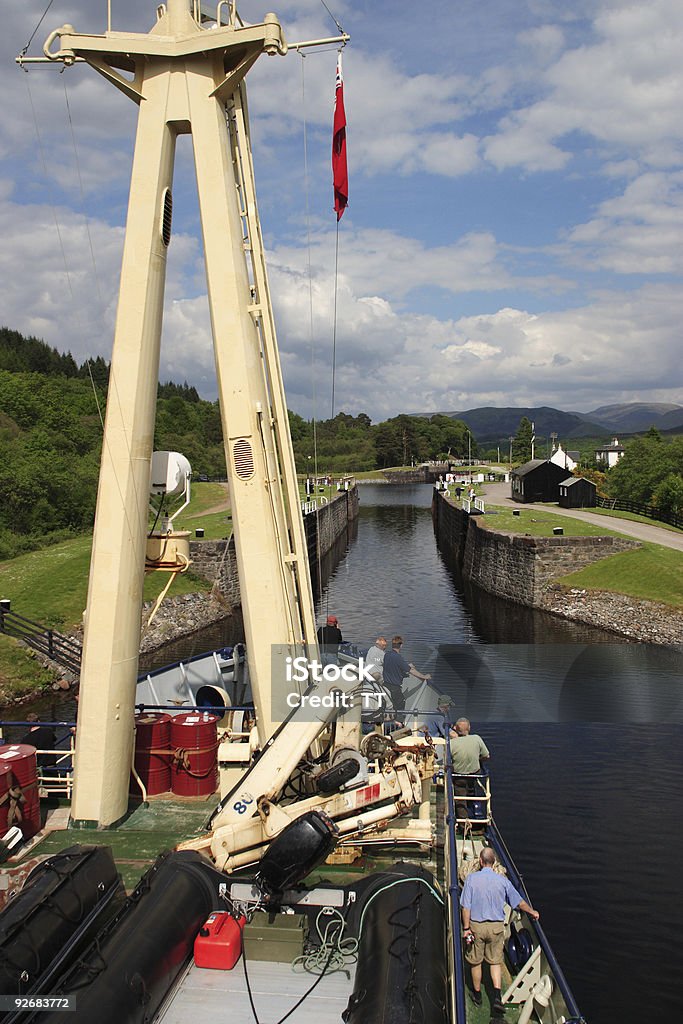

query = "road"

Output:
[[479, 480, 683, 553]]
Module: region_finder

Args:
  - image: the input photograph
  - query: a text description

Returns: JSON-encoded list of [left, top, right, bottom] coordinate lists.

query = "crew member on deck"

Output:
[[450, 717, 489, 822], [317, 614, 343, 664], [382, 635, 431, 714], [461, 847, 539, 1012]]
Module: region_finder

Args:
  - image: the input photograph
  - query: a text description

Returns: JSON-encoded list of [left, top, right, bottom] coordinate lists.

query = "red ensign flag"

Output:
[[332, 52, 348, 220]]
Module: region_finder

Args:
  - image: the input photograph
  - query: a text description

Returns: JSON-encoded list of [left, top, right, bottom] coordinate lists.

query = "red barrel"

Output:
[[0, 745, 41, 839], [131, 713, 172, 796], [0, 764, 13, 833], [170, 712, 219, 797]]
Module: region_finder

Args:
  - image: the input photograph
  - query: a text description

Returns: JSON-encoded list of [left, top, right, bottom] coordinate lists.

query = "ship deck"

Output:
[[7, 785, 525, 1023]]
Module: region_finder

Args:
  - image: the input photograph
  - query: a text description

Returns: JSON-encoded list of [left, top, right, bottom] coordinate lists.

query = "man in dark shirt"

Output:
[[20, 713, 57, 768], [317, 614, 343, 664], [382, 635, 431, 713]]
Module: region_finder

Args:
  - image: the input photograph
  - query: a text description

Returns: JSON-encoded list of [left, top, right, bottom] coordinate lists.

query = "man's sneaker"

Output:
[[470, 989, 482, 1006], [492, 996, 506, 1016]]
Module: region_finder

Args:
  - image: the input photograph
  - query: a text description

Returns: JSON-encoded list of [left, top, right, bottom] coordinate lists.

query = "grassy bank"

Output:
[[0, 525, 211, 701], [556, 543, 683, 607], [477, 506, 625, 540], [476, 506, 683, 607]]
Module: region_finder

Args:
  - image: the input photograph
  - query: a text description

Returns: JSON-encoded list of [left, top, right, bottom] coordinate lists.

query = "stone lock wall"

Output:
[[433, 489, 638, 608], [190, 485, 359, 607]]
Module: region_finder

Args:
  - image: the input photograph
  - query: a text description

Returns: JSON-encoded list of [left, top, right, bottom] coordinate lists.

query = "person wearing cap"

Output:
[[317, 614, 343, 664], [426, 694, 453, 738]]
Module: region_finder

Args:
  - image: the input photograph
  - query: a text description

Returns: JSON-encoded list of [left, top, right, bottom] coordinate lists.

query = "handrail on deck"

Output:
[[0, 718, 76, 798], [452, 769, 492, 826], [444, 726, 468, 1024], [489, 823, 584, 1020]]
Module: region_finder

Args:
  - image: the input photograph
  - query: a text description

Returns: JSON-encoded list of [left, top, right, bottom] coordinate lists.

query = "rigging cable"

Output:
[[299, 51, 325, 611], [22, 63, 141, 562], [318, 0, 345, 37], [20, 0, 56, 57]]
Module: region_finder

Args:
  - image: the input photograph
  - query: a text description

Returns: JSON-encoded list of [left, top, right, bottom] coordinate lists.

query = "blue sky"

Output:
[[1, 0, 682, 422]]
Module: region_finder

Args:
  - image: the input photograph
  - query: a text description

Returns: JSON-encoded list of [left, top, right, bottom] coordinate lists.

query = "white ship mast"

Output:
[[35, 1, 344, 828]]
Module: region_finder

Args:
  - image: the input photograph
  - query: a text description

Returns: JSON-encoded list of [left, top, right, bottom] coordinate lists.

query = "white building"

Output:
[[595, 438, 625, 468], [549, 443, 577, 472]]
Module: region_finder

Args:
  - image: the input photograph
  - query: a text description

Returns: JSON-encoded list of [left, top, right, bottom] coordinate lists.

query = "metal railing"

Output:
[[0, 719, 76, 799], [452, 769, 492, 826], [443, 726, 468, 1024], [0, 606, 82, 676]]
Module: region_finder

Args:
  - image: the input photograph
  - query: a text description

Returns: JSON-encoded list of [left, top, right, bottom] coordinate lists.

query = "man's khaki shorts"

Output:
[[465, 920, 505, 965]]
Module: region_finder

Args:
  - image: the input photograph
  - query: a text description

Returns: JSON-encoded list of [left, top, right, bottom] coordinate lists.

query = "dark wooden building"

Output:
[[510, 459, 570, 503], [558, 476, 597, 508]]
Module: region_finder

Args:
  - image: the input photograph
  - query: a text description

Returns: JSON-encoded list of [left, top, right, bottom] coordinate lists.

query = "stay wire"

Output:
[[331, 219, 340, 420], [318, 0, 345, 36], [24, 69, 141, 564], [299, 53, 324, 609], [21, 0, 56, 56]]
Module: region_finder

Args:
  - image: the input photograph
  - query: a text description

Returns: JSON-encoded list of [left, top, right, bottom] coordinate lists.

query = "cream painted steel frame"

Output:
[[45, 1, 318, 827]]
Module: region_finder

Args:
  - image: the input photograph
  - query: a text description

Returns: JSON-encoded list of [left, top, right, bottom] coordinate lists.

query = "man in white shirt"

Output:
[[364, 636, 387, 680]]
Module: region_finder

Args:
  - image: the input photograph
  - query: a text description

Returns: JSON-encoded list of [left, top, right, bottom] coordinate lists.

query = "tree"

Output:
[[607, 432, 675, 505], [512, 417, 533, 464], [652, 474, 683, 518]]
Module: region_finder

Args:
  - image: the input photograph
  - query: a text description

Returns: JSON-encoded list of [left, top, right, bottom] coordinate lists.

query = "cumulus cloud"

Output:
[[1, 0, 681, 428], [483, 0, 683, 173], [564, 171, 683, 273]]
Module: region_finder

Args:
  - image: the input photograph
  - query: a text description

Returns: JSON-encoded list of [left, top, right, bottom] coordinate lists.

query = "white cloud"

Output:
[[483, 0, 683, 173], [565, 171, 683, 273]]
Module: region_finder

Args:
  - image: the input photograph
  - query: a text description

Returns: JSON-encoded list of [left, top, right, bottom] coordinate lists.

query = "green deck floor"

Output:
[[12, 788, 522, 1022], [15, 794, 215, 890]]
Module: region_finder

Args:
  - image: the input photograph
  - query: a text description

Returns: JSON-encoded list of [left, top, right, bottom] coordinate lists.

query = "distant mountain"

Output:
[[415, 405, 607, 441], [585, 402, 683, 433]]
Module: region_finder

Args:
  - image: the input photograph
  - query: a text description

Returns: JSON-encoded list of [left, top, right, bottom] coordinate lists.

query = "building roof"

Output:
[[512, 459, 547, 476], [595, 437, 624, 452], [513, 459, 568, 478], [560, 476, 595, 488]]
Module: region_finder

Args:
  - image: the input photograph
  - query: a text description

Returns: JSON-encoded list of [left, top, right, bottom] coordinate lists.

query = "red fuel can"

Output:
[[194, 911, 246, 970]]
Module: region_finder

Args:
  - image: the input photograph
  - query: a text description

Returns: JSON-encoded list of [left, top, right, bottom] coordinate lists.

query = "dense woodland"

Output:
[[1, 328, 681, 559]]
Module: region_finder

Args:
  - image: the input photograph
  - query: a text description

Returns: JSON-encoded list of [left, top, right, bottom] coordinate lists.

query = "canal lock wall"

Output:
[[184, 485, 359, 610], [431, 489, 683, 644], [68, 488, 361, 664]]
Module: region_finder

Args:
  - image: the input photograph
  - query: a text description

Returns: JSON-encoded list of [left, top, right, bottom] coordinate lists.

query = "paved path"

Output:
[[194, 483, 230, 517], [479, 481, 683, 553]]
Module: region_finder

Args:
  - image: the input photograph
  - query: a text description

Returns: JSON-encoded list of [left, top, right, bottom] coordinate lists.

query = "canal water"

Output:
[[7, 484, 681, 1021], [319, 484, 682, 1023], [139, 483, 681, 1020]]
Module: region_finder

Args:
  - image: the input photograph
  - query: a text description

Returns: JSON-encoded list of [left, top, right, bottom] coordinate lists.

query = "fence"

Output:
[[0, 604, 81, 676], [596, 496, 683, 530]]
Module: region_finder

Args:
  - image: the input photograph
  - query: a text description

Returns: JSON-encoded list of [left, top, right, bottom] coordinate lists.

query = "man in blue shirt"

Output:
[[382, 635, 431, 714], [461, 847, 539, 1011]]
